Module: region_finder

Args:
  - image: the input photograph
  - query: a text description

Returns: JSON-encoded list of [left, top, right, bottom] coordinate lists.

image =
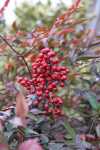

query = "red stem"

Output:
[[0, 0, 10, 16]]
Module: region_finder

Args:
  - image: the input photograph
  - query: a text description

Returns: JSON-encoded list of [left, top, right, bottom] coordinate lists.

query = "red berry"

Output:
[[48, 51, 56, 57], [60, 82, 64, 87], [33, 100, 39, 106], [41, 48, 50, 54], [17, 48, 69, 117], [44, 104, 49, 110], [37, 90, 42, 96]]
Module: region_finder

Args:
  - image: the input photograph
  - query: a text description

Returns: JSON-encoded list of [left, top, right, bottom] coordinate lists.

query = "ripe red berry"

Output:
[[41, 48, 50, 54], [44, 104, 49, 111], [37, 90, 42, 96], [60, 82, 64, 87], [18, 48, 69, 117], [33, 100, 39, 106]]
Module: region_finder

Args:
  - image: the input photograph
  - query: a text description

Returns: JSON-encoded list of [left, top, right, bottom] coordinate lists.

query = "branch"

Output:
[[49, 0, 81, 36], [89, 41, 100, 48], [0, 34, 32, 79], [0, 0, 10, 16]]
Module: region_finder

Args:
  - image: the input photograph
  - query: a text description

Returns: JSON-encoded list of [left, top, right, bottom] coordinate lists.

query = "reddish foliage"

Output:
[[0, 0, 10, 16], [0, 144, 9, 150], [16, 92, 29, 119], [18, 139, 43, 150], [80, 134, 100, 142]]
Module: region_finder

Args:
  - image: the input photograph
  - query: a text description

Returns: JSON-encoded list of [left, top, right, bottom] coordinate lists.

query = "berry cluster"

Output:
[[17, 48, 69, 116]]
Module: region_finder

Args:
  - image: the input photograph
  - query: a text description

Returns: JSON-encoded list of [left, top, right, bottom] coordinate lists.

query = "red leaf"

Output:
[[0, 0, 10, 16], [16, 92, 28, 119], [18, 139, 43, 150], [0, 44, 7, 52], [0, 144, 9, 150], [80, 134, 100, 142], [0, 120, 3, 131], [58, 28, 75, 36]]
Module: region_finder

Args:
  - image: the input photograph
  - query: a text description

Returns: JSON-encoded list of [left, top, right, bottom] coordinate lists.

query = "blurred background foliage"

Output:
[[0, 1, 100, 148], [0, 1, 96, 93], [15, 0, 67, 31], [0, 0, 100, 119], [14, 0, 91, 31]]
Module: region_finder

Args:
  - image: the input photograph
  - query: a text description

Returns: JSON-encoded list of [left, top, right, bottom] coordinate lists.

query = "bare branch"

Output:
[[0, 34, 32, 79]]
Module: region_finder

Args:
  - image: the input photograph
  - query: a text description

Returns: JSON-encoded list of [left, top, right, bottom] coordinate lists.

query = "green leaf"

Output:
[[4, 122, 14, 132], [40, 134, 49, 144], [63, 122, 76, 140], [84, 92, 100, 110], [57, 89, 66, 97], [54, 48, 59, 52], [78, 55, 100, 61], [0, 60, 5, 73], [48, 143, 65, 150], [96, 124, 100, 137], [60, 51, 64, 56], [24, 128, 39, 137]]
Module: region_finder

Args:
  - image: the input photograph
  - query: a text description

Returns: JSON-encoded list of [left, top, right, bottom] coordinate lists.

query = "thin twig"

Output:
[[89, 41, 100, 48], [0, 34, 32, 78], [88, 117, 96, 134]]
